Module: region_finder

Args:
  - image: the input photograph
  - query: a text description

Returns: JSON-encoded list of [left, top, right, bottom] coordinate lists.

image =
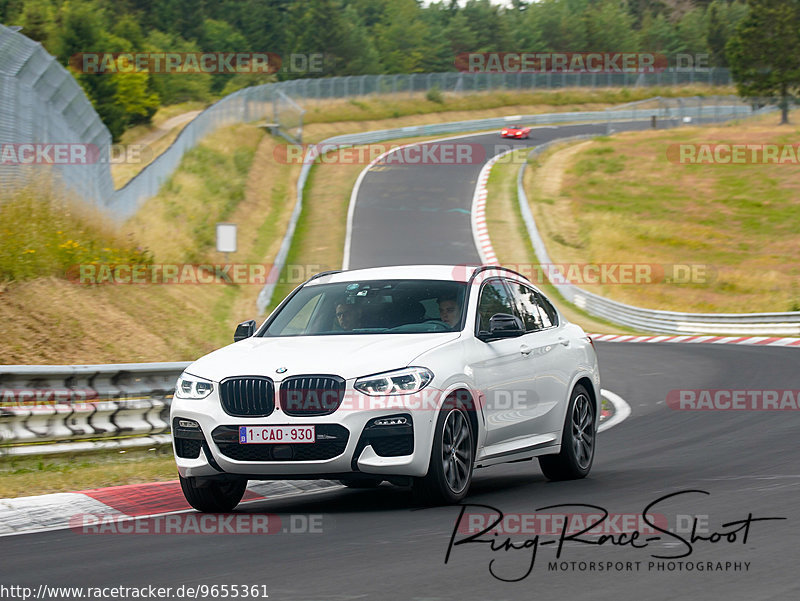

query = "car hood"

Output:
[[185, 333, 461, 382]]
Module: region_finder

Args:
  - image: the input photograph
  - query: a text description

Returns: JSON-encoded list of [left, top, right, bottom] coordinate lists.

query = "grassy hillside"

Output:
[[0, 86, 741, 364], [522, 109, 800, 313]]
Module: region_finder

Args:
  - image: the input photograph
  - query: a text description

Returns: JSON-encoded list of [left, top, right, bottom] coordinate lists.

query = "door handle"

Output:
[[520, 344, 533, 356], [558, 337, 570, 347]]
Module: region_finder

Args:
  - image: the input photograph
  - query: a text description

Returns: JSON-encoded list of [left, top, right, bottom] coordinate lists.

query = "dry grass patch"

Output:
[[0, 124, 302, 363], [301, 86, 734, 126]]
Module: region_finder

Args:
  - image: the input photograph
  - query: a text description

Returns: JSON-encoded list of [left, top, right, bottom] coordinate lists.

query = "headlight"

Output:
[[354, 367, 433, 396], [175, 373, 214, 399]]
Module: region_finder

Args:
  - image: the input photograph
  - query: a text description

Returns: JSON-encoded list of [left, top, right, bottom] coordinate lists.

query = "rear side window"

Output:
[[511, 283, 544, 332], [536, 291, 559, 328]]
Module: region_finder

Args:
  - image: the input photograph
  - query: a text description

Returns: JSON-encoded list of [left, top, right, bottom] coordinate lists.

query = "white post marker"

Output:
[[216, 223, 237, 261]]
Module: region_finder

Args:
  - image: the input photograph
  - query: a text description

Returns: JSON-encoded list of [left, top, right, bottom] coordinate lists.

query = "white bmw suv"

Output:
[[171, 265, 600, 511]]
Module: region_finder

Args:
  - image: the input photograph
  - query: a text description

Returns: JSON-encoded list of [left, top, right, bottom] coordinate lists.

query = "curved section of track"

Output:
[[2, 122, 797, 601], [347, 121, 647, 268]]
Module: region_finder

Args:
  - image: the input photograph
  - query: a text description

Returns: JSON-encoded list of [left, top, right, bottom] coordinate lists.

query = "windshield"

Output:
[[262, 279, 467, 337]]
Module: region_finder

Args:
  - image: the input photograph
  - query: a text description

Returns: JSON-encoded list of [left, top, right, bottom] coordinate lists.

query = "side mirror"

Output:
[[234, 319, 257, 342], [479, 313, 524, 340]]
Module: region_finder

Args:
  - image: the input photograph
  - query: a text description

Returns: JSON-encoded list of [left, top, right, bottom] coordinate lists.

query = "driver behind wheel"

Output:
[[335, 302, 362, 331], [437, 295, 461, 329]]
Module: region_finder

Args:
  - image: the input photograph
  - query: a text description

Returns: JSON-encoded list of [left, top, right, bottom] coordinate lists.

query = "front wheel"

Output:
[[539, 385, 596, 481], [413, 400, 474, 505], [179, 475, 247, 512]]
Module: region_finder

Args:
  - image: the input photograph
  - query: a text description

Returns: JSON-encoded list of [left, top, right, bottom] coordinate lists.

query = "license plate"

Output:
[[238, 425, 316, 444]]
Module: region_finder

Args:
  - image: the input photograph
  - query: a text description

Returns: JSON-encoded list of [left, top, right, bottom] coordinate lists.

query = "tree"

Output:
[[373, 0, 433, 73], [460, 0, 512, 51], [706, 0, 728, 66], [676, 7, 710, 59], [17, 0, 54, 45], [444, 11, 478, 56], [585, 0, 639, 52], [112, 59, 159, 126], [532, 0, 588, 52], [287, 0, 354, 76], [145, 30, 212, 104], [199, 19, 249, 92], [639, 12, 683, 59], [706, 0, 749, 67], [727, 0, 800, 124]]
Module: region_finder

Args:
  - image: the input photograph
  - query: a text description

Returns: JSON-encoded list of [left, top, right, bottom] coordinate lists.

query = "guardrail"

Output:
[[0, 99, 784, 454], [0, 362, 189, 455], [256, 98, 754, 312], [1, 23, 738, 223], [515, 137, 800, 336]]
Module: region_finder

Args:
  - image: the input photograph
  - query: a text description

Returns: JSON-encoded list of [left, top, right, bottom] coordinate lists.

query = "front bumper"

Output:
[[171, 390, 441, 480]]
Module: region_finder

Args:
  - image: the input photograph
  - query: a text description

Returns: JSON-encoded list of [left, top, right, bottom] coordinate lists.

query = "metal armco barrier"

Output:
[[2, 102, 788, 455], [2, 23, 741, 222], [256, 98, 755, 313], [256, 97, 753, 314], [0, 362, 189, 455], [515, 139, 800, 336]]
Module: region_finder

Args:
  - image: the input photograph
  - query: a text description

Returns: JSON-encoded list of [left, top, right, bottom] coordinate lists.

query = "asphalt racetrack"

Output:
[[2, 122, 797, 601]]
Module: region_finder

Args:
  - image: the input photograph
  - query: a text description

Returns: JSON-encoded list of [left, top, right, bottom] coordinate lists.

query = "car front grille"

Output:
[[279, 375, 346, 416], [212, 424, 349, 462], [219, 377, 275, 417]]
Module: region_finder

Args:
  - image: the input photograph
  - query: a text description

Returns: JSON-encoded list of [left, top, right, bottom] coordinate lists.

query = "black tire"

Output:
[[539, 384, 596, 481], [339, 478, 382, 489], [179, 475, 248, 512], [413, 399, 474, 505]]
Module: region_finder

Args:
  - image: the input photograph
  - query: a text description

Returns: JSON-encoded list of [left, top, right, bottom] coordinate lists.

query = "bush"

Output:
[[426, 85, 444, 104]]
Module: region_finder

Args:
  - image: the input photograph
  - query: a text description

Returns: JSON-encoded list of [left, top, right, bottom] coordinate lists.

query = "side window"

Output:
[[512, 283, 544, 332], [536, 291, 559, 328], [476, 279, 517, 332]]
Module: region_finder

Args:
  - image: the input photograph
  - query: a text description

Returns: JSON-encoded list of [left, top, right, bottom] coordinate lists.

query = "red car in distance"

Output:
[[501, 124, 531, 139]]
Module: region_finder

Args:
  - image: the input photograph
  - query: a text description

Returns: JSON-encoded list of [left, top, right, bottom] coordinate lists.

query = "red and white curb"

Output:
[[469, 149, 800, 348], [589, 333, 800, 347], [471, 148, 517, 266], [0, 391, 629, 537], [343, 130, 503, 270], [0, 480, 343, 537]]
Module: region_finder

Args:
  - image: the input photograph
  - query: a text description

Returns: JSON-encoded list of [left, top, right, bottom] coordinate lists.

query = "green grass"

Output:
[[0, 445, 177, 498], [302, 85, 736, 125], [483, 147, 644, 335], [527, 113, 800, 313], [0, 183, 151, 283]]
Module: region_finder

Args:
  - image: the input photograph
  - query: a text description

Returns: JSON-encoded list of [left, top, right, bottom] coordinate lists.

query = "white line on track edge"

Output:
[[598, 389, 632, 433]]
